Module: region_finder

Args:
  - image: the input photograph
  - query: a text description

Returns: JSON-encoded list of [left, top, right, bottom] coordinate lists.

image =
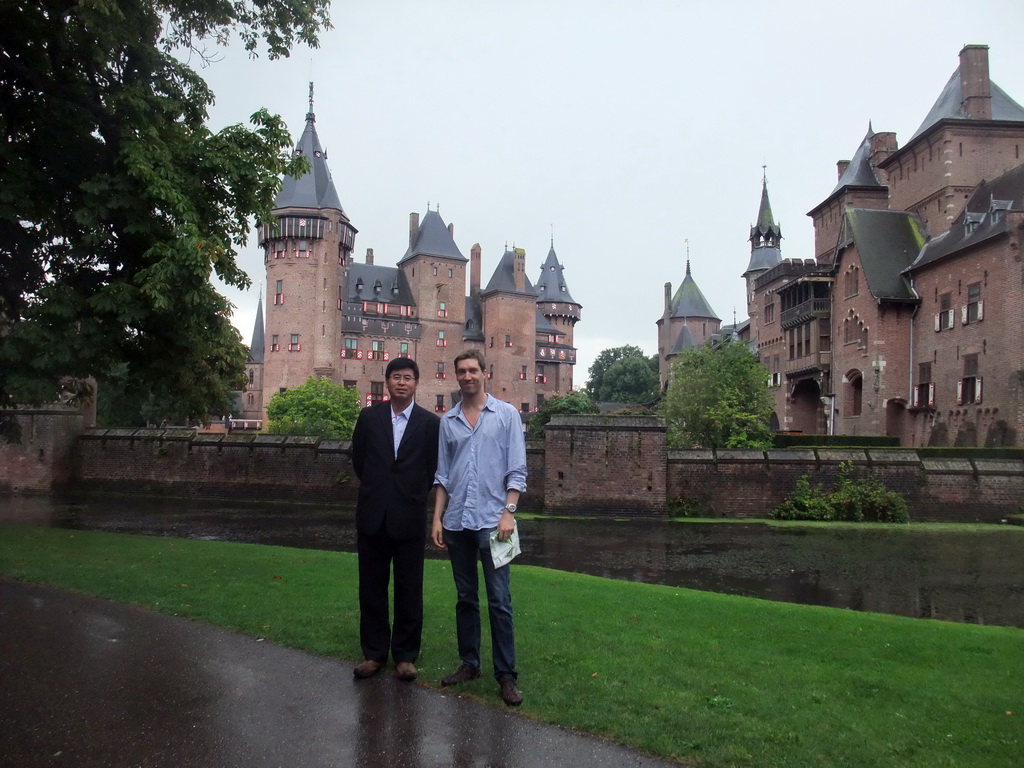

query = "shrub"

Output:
[[772, 462, 910, 523]]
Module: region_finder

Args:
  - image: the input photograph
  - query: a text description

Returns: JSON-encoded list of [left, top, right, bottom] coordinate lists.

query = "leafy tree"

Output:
[[265, 377, 360, 439], [0, 0, 331, 422], [599, 356, 660, 404], [527, 390, 599, 439], [661, 339, 773, 450], [586, 345, 658, 403]]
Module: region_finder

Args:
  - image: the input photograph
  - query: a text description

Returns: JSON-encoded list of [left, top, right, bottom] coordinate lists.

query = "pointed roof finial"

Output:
[[550, 223, 554, 248], [306, 81, 315, 122], [685, 238, 691, 276]]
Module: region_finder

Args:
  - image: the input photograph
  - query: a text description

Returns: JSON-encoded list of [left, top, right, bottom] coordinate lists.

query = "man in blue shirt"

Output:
[[432, 349, 527, 706]]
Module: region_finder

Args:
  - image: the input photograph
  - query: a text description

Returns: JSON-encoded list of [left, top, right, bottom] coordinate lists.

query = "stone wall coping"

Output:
[[285, 436, 320, 447], [715, 450, 766, 462], [317, 439, 349, 453], [766, 450, 819, 462], [253, 434, 288, 446], [971, 459, 1024, 475], [81, 428, 109, 439], [921, 458, 975, 473], [133, 429, 167, 440], [219, 433, 256, 446], [867, 449, 922, 465], [815, 449, 869, 463], [191, 434, 225, 446], [162, 429, 198, 441], [547, 415, 666, 432], [668, 450, 715, 462], [104, 429, 140, 439]]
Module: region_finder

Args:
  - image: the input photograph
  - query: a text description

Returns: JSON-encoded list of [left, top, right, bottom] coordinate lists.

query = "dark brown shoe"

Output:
[[441, 662, 482, 686], [395, 661, 418, 682], [500, 677, 523, 706], [353, 660, 383, 679]]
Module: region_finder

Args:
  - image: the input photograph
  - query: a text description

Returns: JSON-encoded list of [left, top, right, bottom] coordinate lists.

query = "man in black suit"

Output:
[[351, 357, 440, 681]]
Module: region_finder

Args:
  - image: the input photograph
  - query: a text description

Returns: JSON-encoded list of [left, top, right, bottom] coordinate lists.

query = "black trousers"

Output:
[[356, 529, 425, 664]]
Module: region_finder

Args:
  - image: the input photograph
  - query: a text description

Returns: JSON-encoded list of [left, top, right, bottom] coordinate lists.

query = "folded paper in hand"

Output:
[[489, 523, 521, 568]]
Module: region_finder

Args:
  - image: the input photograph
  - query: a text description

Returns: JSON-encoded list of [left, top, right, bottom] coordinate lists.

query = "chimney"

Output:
[[408, 212, 420, 250], [513, 248, 526, 292], [836, 160, 850, 180], [448, 223, 455, 238], [470, 243, 481, 298], [869, 131, 898, 185], [960, 44, 992, 120], [365, 247, 374, 265]]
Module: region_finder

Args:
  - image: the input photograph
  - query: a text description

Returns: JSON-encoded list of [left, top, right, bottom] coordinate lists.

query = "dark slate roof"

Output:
[[909, 162, 1024, 270], [668, 322, 697, 356], [534, 245, 578, 304], [745, 179, 784, 276], [831, 126, 884, 195], [482, 249, 537, 296], [840, 208, 925, 300], [345, 263, 416, 305], [669, 262, 719, 320], [463, 297, 484, 341], [535, 310, 562, 337], [247, 294, 265, 364], [398, 210, 467, 264], [274, 97, 345, 212], [911, 67, 1024, 140]]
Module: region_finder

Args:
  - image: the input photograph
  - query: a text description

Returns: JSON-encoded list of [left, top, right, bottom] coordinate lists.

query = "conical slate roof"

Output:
[[398, 210, 467, 264], [744, 178, 783, 276], [911, 66, 1024, 140], [483, 248, 536, 296], [534, 245, 578, 303], [247, 293, 264, 364], [669, 322, 697, 355], [831, 125, 884, 194], [669, 261, 719, 320], [274, 85, 345, 212]]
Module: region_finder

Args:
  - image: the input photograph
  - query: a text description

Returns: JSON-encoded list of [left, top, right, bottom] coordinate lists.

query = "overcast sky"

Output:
[[198, 0, 1024, 382]]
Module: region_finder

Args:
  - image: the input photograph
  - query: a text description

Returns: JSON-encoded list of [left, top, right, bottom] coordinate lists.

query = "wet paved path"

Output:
[[0, 578, 685, 767]]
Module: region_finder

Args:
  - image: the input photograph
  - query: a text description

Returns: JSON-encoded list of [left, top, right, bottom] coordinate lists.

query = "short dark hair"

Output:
[[454, 349, 486, 370], [386, 357, 419, 380]]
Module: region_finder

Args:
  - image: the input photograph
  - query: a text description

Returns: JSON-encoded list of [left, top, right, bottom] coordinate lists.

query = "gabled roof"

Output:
[[534, 245, 578, 304], [909, 162, 1024, 270], [911, 67, 1024, 141], [247, 294, 265, 364], [832, 125, 884, 194], [274, 88, 345, 212], [345, 263, 416, 306], [398, 210, 467, 264], [669, 261, 719, 320], [839, 208, 925, 301], [482, 248, 536, 296]]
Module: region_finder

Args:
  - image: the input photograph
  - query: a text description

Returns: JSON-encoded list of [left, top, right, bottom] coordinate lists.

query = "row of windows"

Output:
[[935, 284, 984, 331]]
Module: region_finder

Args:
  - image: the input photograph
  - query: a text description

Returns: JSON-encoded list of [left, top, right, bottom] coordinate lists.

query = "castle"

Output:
[[238, 87, 581, 422], [736, 45, 1024, 447]]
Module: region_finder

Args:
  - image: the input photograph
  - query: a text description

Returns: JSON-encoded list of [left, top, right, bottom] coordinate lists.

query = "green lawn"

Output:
[[1, 525, 1021, 767]]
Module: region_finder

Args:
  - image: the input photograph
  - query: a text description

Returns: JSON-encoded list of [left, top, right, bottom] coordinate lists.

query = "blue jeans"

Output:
[[443, 527, 517, 681]]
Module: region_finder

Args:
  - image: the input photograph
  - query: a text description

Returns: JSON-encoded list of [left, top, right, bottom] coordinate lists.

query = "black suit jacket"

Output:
[[351, 401, 440, 540]]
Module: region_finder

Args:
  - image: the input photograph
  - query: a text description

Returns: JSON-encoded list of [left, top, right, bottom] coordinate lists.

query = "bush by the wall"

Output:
[[771, 462, 910, 523]]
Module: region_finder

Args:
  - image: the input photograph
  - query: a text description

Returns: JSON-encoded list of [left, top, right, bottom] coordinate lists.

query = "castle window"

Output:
[[505, 335, 512, 347], [521, 403, 529, 413], [435, 395, 446, 413], [448, 268, 453, 278], [369, 381, 385, 405], [936, 293, 954, 331], [436, 362, 446, 379], [400, 342, 410, 357], [845, 267, 859, 298], [248, 369, 254, 386], [964, 283, 983, 324], [487, 365, 493, 380], [519, 366, 527, 381], [913, 362, 935, 409], [288, 334, 301, 352], [958, 355, 982, 405], [369, 340, 385, 361], [432, 266, 438, 276], [298, 240, 309, 258], [437, 331, 447, 347], [437, 302, 448, 318], [274, 280, 284, 305], [342, 338, 359, 359], [271, 335, 279, 352], [764, 303, 775, 325]]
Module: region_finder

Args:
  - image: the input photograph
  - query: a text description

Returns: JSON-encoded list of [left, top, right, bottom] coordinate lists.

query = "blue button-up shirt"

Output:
[[434, 394, 528, 531]]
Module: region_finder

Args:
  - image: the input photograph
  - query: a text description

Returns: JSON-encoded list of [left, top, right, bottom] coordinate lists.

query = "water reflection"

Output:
[[3, 494, 1022, 629]]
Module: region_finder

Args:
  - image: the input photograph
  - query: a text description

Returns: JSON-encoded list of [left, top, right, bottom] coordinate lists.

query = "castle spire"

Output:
[[274, 82, 345, 212]]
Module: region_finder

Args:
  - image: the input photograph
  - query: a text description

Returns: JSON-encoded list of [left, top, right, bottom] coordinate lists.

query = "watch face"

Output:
[[505, 504, 517, 513]]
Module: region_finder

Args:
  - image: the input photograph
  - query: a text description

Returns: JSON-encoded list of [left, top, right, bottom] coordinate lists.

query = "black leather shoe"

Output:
[[499, 677, 523, 706], [441, 662, 482, 686]]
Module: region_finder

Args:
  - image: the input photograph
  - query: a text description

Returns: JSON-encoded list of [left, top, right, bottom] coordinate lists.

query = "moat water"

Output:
[[3, 493, 1023, 629]]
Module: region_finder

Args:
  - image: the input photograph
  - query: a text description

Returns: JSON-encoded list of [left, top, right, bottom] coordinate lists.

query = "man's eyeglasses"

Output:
[[389, 374, 417, 383]]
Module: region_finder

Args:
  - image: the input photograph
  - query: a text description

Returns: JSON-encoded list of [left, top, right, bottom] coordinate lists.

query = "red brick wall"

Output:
[[0, 409, 86, 493]]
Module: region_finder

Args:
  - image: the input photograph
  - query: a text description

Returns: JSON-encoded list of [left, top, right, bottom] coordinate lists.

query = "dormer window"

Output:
[[355, 277, 364, 292], [373, 279, 382, 293]]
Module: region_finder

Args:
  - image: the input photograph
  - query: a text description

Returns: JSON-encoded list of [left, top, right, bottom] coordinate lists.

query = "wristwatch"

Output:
[[503, 503, 517, 514]]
